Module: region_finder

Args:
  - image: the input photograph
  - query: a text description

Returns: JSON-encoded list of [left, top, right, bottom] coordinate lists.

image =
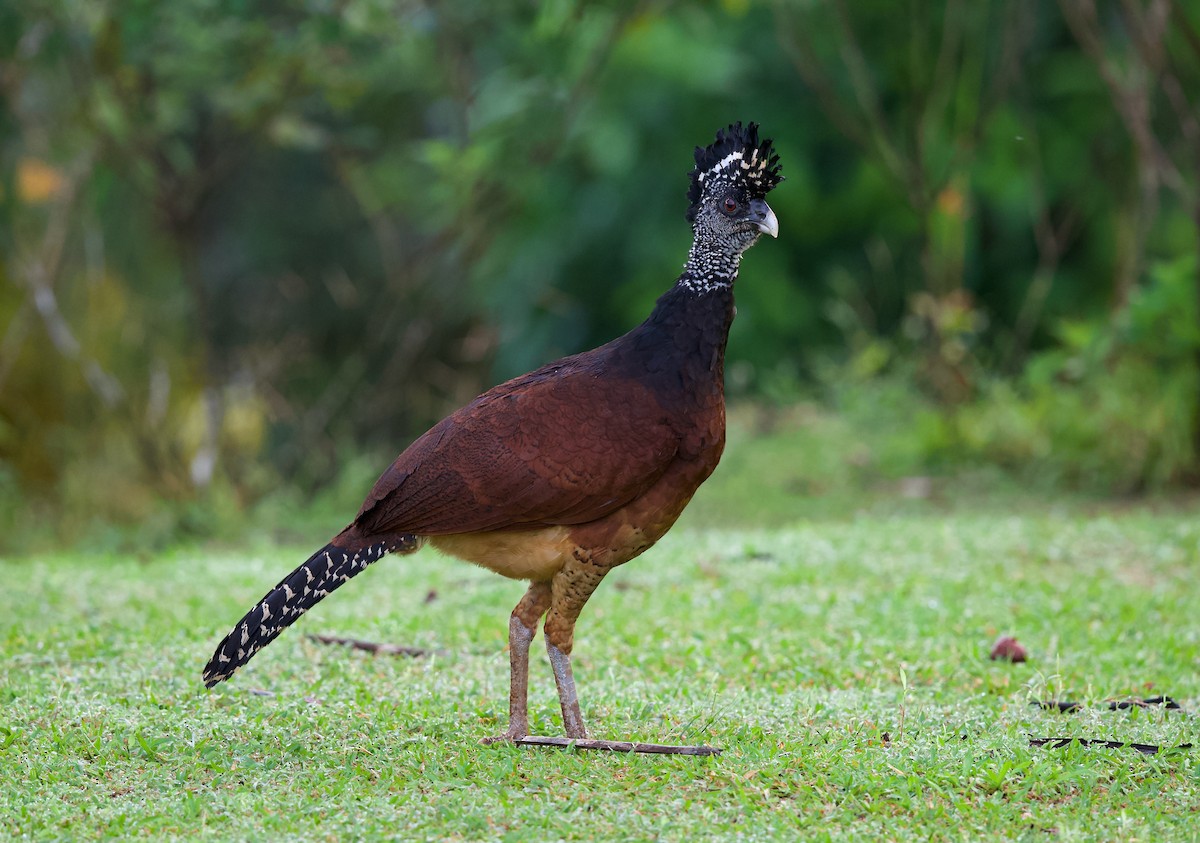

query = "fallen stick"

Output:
[[513, 736, 721, 756], [307, 633, 443, 657], [1029, 737, 1192, 755], [1031, 696, 1180, 713]]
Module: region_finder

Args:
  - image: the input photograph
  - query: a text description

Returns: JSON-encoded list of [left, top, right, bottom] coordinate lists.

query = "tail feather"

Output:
[[202, 535, 420, 687]]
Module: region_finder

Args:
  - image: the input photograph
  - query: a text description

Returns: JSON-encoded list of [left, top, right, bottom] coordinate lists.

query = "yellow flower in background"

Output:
[[16, 157, 66, 204]]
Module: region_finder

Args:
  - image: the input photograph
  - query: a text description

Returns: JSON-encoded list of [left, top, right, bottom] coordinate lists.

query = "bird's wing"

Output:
[[351, 357, 682, 535]]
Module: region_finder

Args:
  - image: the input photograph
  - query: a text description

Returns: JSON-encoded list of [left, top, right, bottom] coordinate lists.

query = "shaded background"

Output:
[[2, 0, 1198, 553]]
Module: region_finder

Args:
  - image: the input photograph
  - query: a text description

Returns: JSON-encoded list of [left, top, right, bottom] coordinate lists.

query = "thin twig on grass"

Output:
[[1029, 737, 1192, 755], [511, 736, 721, 756], [1027, 695, 1190, 754], [1031, 695, 1181, 713], [307, 633, 445, 658]]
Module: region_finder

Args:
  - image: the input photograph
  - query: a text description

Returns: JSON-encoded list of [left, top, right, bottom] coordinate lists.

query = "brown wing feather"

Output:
[[352, 353, 681, 536]]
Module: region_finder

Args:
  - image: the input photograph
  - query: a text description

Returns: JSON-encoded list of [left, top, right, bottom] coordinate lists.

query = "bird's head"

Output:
[[685, 122, 783, 252]]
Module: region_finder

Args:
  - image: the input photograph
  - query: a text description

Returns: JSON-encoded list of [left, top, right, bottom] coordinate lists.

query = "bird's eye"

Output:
[[722, 197, 739, 214]]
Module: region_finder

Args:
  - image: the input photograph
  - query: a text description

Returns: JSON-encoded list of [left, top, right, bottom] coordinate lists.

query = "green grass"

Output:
[[3, 510, 1199, 840], [679, 403, 1129, 529]]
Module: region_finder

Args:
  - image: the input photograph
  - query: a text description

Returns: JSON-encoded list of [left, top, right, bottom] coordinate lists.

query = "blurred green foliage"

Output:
[[1, 0, 1199, 549], [952, 254, 1200, 491]]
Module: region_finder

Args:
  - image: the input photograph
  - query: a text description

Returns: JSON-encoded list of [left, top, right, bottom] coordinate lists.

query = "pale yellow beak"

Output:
[[749, 198, 779, 238]]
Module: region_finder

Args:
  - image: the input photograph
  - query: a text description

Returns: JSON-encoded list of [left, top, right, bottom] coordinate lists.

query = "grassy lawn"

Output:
[[3, 506, 1199, 840]]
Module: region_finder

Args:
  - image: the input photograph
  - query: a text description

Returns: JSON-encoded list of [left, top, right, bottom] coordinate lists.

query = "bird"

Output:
[[203, 121, 783, 742]]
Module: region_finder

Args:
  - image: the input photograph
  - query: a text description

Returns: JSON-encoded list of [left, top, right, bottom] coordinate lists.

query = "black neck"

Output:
[[640, 235, 742, 365], [608, 265, 735, 406]]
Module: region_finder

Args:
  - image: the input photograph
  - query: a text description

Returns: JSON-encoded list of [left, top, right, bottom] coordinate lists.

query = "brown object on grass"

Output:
[[990, 635, 1028, 662]]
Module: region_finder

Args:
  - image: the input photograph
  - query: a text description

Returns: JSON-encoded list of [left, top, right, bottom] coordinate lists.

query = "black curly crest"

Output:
[[686, 122, 783, 222]]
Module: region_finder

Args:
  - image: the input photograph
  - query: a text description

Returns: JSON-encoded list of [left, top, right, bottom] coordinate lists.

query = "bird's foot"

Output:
[[481, 721, 530, 745], [481, 733, 522, 745]]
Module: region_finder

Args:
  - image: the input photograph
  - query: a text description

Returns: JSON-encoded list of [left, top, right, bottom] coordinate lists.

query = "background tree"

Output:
[[2, 0, 1198, 549]]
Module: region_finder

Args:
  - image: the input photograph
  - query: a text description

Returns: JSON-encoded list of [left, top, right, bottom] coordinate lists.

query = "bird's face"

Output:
[[693, 188, 779, 252], [685, 122, 783, 256]]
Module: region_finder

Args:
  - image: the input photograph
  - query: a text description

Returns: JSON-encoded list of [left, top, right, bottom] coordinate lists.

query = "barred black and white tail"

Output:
[[202, 535, 420, 687]]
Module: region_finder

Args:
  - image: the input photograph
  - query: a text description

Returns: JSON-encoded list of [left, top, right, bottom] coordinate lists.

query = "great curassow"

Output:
[[203, 122, 783, 741]]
